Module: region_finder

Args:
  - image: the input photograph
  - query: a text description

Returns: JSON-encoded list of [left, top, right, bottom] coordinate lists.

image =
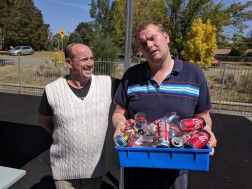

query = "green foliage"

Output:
[[162, 0, 252, 56], [89, 0, 112, 35], [109, 0, 169, 54], [90, 33, 120, 59], [246, 51, 252, 57], [229, 47, 246, 56], [183, 18, 217, 68], [69, 22, 94, 45], [90, 32, 120, 75], [229, 33, 247, 56], [110, 0, 126, 50], [0, 0, 49, 50], [245, 31, 252, 48], [89, 0, 122, 58]]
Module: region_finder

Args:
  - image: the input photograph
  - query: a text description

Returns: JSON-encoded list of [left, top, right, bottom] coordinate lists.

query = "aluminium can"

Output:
[[156, 119, 170, 148], [171, 137, 185, 148], [187, 129, 211, 149], [180, 117, 206, 132], [114, 126, 136, 147]]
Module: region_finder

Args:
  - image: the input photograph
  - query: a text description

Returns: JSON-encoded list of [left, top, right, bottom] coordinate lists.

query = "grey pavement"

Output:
[[1, 92, 252, 189]]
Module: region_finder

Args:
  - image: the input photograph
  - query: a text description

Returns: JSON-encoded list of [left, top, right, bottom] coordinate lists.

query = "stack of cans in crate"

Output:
[[114, 112, 211, 149]]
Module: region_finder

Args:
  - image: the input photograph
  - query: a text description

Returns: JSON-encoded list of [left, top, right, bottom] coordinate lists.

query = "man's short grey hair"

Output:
[[64, 43, 83, 59]]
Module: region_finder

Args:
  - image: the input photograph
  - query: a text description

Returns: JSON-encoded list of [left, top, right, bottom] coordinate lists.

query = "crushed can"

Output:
[[186, 129, 211, 149]]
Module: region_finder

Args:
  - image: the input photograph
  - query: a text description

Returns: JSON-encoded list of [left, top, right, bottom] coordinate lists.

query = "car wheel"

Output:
[[18, 52, 21, 56]]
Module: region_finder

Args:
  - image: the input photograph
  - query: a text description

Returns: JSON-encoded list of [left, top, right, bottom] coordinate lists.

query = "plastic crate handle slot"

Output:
[[169, 151, 173, 159], [193, 152, 197, 161], [148, 151, 150, 159]]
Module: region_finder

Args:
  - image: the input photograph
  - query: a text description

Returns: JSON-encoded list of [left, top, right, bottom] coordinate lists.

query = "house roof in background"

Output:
[[216, 48, 252, 55]]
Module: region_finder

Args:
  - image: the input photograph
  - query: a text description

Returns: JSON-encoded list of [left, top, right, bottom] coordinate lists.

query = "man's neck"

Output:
[[66, 76, 91, 89], [151, 57, 174, 85]]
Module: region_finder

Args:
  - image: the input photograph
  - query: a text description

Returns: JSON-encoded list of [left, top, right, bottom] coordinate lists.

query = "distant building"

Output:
[[215, 48, 231, 56], [215, 48, 252, 56]]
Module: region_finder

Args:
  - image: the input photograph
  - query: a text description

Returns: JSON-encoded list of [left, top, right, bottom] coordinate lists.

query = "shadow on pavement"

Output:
[[0, 121, 52, 168], [30, 175, 55, 189], [30, 175, 115, 189]]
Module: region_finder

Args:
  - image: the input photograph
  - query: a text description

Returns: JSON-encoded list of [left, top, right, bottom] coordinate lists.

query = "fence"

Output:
[[0, 55, 251, 117]]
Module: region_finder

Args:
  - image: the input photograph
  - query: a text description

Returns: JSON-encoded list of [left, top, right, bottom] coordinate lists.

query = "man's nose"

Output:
[[87, 58, 93, 64], [86, 58, 93, 66], [146, 41, 153, 49]]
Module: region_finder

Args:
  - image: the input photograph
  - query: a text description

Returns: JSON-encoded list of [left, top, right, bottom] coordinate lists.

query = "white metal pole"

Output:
[[120, 1, 133, 188], [124, 0, 133, 72], [119, 167, 124, 189]]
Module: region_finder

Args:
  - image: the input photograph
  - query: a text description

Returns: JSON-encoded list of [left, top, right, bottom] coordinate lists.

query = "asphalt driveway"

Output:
[[0, 92, 251, 189]]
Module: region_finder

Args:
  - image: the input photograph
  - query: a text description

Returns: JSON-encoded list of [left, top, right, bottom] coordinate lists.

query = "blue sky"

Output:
[[33, 0, 94, 34], [34, 0, 251, 35]]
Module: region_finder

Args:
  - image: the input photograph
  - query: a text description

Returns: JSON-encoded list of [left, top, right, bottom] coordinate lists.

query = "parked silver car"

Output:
[[8, 46, 34, 56]]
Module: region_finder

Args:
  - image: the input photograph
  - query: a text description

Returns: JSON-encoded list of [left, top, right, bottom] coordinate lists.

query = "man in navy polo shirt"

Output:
[[112, 21, 217, 189]]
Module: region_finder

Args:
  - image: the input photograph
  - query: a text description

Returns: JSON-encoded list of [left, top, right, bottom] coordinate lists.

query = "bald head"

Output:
[[64, 43, 92, 60]]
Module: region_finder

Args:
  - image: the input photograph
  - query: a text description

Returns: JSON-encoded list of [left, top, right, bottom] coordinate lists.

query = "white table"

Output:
[[0, 166, 26, 189]]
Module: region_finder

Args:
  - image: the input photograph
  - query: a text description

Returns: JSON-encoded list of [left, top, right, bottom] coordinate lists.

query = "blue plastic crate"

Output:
[[115, 145, 211, 171]]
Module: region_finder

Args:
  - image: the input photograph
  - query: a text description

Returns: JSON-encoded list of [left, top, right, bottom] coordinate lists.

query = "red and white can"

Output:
[[181, 131, 197, 143], [180, 117, 206, 132], [186, 129, 211, 149], [156, 119, 170, 148], [126, 119, 135, 127], [147, 118, 162, 134]]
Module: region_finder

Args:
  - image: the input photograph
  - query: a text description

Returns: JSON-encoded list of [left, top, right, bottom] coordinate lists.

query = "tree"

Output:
[[245, 31, 252, 49], [110, 0, 126, 51], [69, 22, 94, 45], [90, 0, 112, 35], [89, 0, 121, 59], [229, 33, 247, 56], [90, 28, 120, 60], [183, 18, 217, 68], [109, 0, 169, 54], [90, 33, 120, 75], [88, 0, 252, 59], [0, 0, 49, 50], [161, 0, 252, 56]]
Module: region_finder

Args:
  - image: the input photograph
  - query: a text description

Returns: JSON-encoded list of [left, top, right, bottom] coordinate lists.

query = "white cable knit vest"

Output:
[[45, 75, 112, 180]]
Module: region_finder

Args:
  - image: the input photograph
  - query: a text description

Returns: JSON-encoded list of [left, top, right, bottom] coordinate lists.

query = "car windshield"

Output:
[[14, 47, 21, 50]]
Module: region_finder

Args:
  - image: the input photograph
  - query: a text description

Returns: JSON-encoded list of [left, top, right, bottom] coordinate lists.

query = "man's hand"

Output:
[[204, 127, 217, 155], [113, 120, 127, 138], [112, 104, 128, 138], [195, 111, 217, 156]]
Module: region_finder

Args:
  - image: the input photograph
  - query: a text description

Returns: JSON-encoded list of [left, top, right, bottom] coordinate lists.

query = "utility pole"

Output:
[[124, 0, 133, 72]]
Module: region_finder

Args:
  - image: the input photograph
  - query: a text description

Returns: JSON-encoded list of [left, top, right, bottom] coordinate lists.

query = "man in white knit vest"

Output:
[[39, 43, 118, 189]]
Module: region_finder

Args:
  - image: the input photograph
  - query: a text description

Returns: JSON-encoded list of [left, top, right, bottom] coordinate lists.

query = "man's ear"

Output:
[[164, 32, 170, 44], [66, 58, 72, 68]]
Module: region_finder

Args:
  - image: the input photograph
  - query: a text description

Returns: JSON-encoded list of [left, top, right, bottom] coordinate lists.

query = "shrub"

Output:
[[245, 51, 252, 57], [238, 72, 252, 94], [51, 51, 65, 64], [225, 73, 237, 89]]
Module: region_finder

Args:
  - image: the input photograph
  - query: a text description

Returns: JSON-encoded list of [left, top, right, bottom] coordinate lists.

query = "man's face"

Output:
[[68, 44, 94, 80], [136, 24, 170, 65]]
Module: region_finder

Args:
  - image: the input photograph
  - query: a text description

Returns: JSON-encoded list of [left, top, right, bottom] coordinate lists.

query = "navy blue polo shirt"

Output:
[[114, 59, 211, 122]]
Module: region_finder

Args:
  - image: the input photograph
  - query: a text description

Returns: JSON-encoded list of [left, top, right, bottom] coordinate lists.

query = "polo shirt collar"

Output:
[[145, 59, 182, 80]]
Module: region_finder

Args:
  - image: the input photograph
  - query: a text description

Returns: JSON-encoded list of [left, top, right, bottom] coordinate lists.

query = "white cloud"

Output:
[[48, 0, 90, 10]]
